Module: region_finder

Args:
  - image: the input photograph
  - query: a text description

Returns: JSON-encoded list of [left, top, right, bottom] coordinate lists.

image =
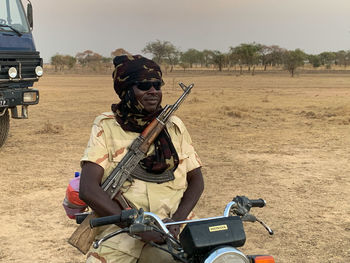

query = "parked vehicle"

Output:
[[0, 0, 43, 147], [86, 196, 275, 263]]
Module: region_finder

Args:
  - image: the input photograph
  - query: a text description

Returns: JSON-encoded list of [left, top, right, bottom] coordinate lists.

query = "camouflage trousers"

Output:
[[86, 243, 177, 263]]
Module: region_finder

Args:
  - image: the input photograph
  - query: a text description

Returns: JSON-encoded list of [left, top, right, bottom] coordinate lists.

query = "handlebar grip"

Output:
[[249, 198, 266, 208], [76, 212, 89, 224], [90, 209, 139, 228], [90, 214, 121, 228]]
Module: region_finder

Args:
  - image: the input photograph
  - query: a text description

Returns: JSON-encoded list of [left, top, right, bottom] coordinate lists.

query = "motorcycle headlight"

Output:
[[204, 247, 249, 263]]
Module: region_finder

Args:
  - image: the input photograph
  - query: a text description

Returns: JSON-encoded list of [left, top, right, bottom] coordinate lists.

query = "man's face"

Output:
[[132, 82, 162, 113]]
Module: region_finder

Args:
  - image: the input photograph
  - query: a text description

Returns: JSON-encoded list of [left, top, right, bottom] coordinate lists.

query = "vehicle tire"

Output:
[[0, 108, 10, 148]]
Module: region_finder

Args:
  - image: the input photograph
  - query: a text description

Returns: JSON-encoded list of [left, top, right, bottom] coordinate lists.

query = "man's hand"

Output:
[[163, 218, 180, 240], [138, 231, 165, 244], [137, 217, 180, 244]]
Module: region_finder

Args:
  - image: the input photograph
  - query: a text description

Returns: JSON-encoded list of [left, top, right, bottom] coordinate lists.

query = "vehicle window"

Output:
[[0, 0, 30, 33]]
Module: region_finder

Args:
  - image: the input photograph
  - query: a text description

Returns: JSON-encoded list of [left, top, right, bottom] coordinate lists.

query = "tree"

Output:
[[87, 53, 103, 71], [201, 49, 214, 68], [258, 45, 272, 71], [283, 49, 306, 77], [319, 52, 336, 69], [211, 51, 225, 71], [163, 43, 180, 72], [50, 54, 76, 71], [51, 54, 64, 71], [101, 57, 112, 64], [180, 48, 202, 68], [258, 45, 285, 71], [76, 50, 93, 67], [230, 43, 262, 74], [335, 50, 350, 67], [226, 50, 240, 72], [308, 54, 321, 68], [142, 40, 178, 66], [63, 55, 76, 69], [111, 48, 131, 57], [270, 45, 287, 67], [75, 50, 104, 71], [101, 56, 113, 70]]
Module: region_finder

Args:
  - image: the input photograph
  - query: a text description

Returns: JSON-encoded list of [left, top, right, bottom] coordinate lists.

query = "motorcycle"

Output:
[[83, 196, 274, 263]]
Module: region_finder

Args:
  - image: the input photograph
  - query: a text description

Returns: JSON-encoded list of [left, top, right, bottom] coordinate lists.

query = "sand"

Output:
[[0, 72, 349, 262]]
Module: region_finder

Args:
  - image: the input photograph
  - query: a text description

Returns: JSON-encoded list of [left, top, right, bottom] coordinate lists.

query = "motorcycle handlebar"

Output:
[[250, 198, 266, 208], [90, 197, 266, 229], [90, 214, 121, 228], [91, 197, 272, 249], [90, 209, 139, 228]]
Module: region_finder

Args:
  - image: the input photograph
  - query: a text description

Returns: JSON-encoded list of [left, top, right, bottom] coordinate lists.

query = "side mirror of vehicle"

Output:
[[27, 1, 33, 29]]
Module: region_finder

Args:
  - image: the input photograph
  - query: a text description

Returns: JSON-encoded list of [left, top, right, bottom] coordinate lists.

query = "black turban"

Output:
[[112, 54, 163, 99], [110, 55, 178, 176]]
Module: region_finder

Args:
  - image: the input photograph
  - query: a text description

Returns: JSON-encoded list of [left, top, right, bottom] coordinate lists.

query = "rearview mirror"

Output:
[[27, 1, 33, 29]]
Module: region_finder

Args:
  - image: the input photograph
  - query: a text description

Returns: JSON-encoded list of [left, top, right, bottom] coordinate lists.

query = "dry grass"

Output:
[[0, 72, 350, 262], [36, 120, 64, 134]]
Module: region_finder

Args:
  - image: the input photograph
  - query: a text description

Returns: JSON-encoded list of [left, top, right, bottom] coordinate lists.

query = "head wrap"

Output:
[[112, 54, 163, 99], [111, 54, 163, 127], [110, 54, 178, 175]]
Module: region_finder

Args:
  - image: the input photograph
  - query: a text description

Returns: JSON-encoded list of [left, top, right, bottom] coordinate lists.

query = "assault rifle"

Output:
[[68, 82, 193, 254]]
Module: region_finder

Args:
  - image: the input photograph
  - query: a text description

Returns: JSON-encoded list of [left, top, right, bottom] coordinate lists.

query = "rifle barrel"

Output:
[[161, 83, 193, 121]]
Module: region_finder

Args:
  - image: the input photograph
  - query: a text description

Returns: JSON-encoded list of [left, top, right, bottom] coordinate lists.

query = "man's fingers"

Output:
[[139, 232, 165, 244]]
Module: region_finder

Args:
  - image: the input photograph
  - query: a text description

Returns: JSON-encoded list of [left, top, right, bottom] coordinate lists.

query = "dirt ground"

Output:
[[0, 72, 349, 262]]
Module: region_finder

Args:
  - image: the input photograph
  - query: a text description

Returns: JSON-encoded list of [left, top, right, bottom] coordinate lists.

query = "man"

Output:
[[79, 54, 204, 263]]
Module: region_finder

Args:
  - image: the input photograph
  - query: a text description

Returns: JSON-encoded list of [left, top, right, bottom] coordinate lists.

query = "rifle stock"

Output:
[[68, 213, 97, 254]]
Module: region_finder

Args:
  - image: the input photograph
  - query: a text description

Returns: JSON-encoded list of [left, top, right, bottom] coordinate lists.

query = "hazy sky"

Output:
[[30, 0, 350, 62]]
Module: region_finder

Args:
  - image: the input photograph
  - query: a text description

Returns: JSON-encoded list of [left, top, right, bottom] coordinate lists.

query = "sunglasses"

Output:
[[134, 81, 162, 91]]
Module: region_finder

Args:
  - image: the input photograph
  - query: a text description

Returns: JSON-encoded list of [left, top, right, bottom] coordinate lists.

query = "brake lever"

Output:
[[93, 228, 129, 249], [256, 217, 274, 235], [241, 213, 274, 235]]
